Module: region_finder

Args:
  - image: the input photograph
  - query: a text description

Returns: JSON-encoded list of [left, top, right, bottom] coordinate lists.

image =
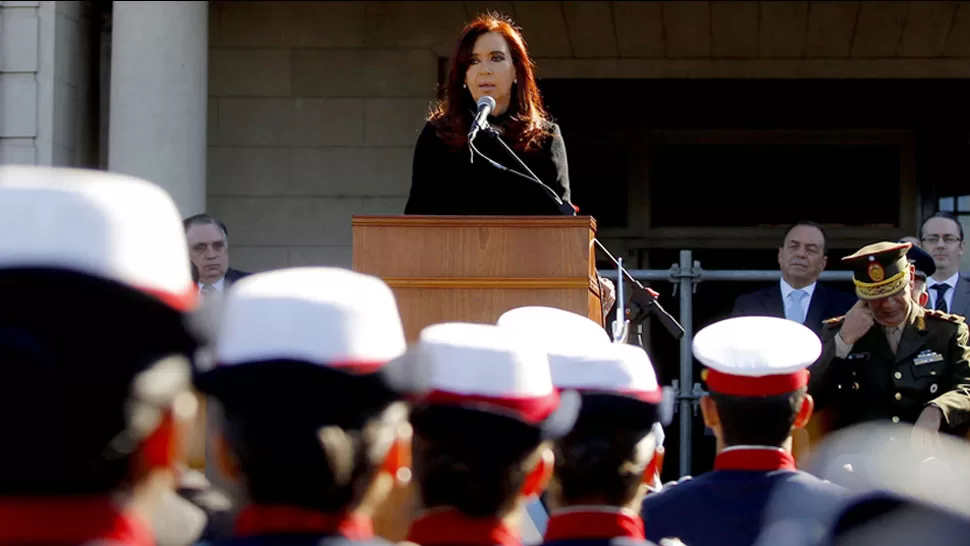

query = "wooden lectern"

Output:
[[352, 215, 605, 340], [352, 215, 605, 541]]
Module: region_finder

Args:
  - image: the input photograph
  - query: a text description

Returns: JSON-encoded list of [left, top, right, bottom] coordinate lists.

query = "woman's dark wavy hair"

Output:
[[431, 12, 551, 152]]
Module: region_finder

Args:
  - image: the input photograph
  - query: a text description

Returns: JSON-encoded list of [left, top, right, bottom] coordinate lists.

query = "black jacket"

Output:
[[404, 118, 571, 216], [732, 283, 856, 337]]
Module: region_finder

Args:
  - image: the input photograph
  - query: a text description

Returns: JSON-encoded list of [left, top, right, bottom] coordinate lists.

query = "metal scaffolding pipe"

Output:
[[599, 269, 855, 282], [676, 250, 694, 478]]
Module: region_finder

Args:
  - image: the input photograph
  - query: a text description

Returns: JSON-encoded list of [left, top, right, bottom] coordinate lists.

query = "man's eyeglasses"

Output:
[[921, 235, 963, 245]]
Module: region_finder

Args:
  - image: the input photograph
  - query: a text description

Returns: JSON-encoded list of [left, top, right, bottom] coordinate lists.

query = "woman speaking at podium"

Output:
[[404, 13, 572, 216], [402, 13, 615, 312]]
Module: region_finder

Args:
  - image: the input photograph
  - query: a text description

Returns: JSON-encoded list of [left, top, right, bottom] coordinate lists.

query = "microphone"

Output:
[[468, 95, 496, 142]]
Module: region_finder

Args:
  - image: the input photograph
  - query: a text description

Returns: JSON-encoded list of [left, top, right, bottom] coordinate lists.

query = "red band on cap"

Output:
[[705, 368, 809, 397], [422, 389, 560, 424], [328, 361, 386, 374], [620, 388, 664, 404], [138, 284, 199, 312]]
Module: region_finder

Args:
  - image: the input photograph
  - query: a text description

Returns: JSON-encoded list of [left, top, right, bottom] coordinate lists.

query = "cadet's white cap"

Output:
[[213, 267, 407, 370], [0, 166, 196, 310], [498, 306, 668, 427], [498, 306, 610, 348], [404, 322, 580, 438], [497, 306, 616, 387], [693, 316, 820, 396], [196, 267, 407, 422], [549, 342, 662, 404]]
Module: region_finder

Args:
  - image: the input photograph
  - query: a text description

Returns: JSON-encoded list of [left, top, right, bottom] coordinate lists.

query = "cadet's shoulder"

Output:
[[641, 474, 710, 508], [924, 309, 966, 325], [780, 470, 848, 495]]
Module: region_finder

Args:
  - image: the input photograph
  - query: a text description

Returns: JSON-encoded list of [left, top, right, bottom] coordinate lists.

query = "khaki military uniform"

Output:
[[810, 305, 970, 434]]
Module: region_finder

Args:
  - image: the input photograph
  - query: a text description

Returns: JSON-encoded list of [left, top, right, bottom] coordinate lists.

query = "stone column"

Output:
[[108, 1, 207, 217]]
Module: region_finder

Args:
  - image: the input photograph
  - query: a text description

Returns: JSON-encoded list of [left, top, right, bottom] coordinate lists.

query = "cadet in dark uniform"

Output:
[[193, 267, 413, 546], [639, 316, 847, 546], [400, 322, 581, 546], [543, 343, 667, 546], [497, 306, 668, 546], [0, 166, 203, 546], [809, 241, 970, 440]]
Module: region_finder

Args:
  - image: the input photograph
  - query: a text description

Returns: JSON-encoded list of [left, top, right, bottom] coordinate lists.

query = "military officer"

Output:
[[639, 316, 847, 546], [0, 166, 202, 546], [543, 344, 666, 546], [193, 267, 412, 546], [809, 241, 970, 443]]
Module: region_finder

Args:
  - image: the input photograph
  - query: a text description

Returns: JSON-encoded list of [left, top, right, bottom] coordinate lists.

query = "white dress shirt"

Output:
[[198, 276, 226, 293], [780, 279, 816, 323], [927, 272, 960, 312]]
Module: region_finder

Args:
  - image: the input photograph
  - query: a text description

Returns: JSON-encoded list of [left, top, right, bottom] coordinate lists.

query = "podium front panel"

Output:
[[352, 216, 603, 339]]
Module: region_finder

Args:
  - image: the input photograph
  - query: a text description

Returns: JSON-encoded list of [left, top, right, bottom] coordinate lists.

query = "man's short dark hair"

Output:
[[782, 221, 828, 253], [553, 422, 654, 507], [920, 211, 965, 241], [709, 387, 807, 447], [183, 214, 229, 239]]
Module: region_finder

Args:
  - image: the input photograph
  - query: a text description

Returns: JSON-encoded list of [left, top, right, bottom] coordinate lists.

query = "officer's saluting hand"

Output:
[[837, 300, 875, 345]]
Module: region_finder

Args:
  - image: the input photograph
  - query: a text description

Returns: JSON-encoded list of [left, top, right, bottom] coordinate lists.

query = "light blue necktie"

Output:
[[787, 289, 808, 324]]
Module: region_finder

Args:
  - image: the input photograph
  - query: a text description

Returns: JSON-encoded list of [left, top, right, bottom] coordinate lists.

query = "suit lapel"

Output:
[[766, 285, 785, 318], [804, 285, 826, 328], [951, 275, 970, 318], [895, 306, 932, 364]]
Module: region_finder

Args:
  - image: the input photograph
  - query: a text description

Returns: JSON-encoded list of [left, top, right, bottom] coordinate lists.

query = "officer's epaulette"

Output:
[[822, 316, 845, 327], [924, 309, 966, 324]]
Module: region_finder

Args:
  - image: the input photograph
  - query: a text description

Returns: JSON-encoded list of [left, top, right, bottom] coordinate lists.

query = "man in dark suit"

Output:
[[919, 212, 970, 318], [732, 221, 855, 337], [183, 213, 251, 539], [184, 213, 250, 297]]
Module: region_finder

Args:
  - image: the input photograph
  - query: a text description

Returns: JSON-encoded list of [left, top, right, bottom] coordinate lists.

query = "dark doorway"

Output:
[[541, 78, 970, 232]]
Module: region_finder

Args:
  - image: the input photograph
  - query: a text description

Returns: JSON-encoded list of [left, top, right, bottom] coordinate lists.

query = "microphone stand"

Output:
[[467, 120, 683, 343], [594, 239, 685, 343], [469, 126, 577, 216]]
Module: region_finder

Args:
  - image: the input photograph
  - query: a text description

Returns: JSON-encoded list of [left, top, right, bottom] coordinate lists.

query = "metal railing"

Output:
[[599, 249, 855, 477]]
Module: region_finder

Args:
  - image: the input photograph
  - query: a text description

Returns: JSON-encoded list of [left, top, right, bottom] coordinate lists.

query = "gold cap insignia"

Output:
[[868, 262, 885, 282]]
